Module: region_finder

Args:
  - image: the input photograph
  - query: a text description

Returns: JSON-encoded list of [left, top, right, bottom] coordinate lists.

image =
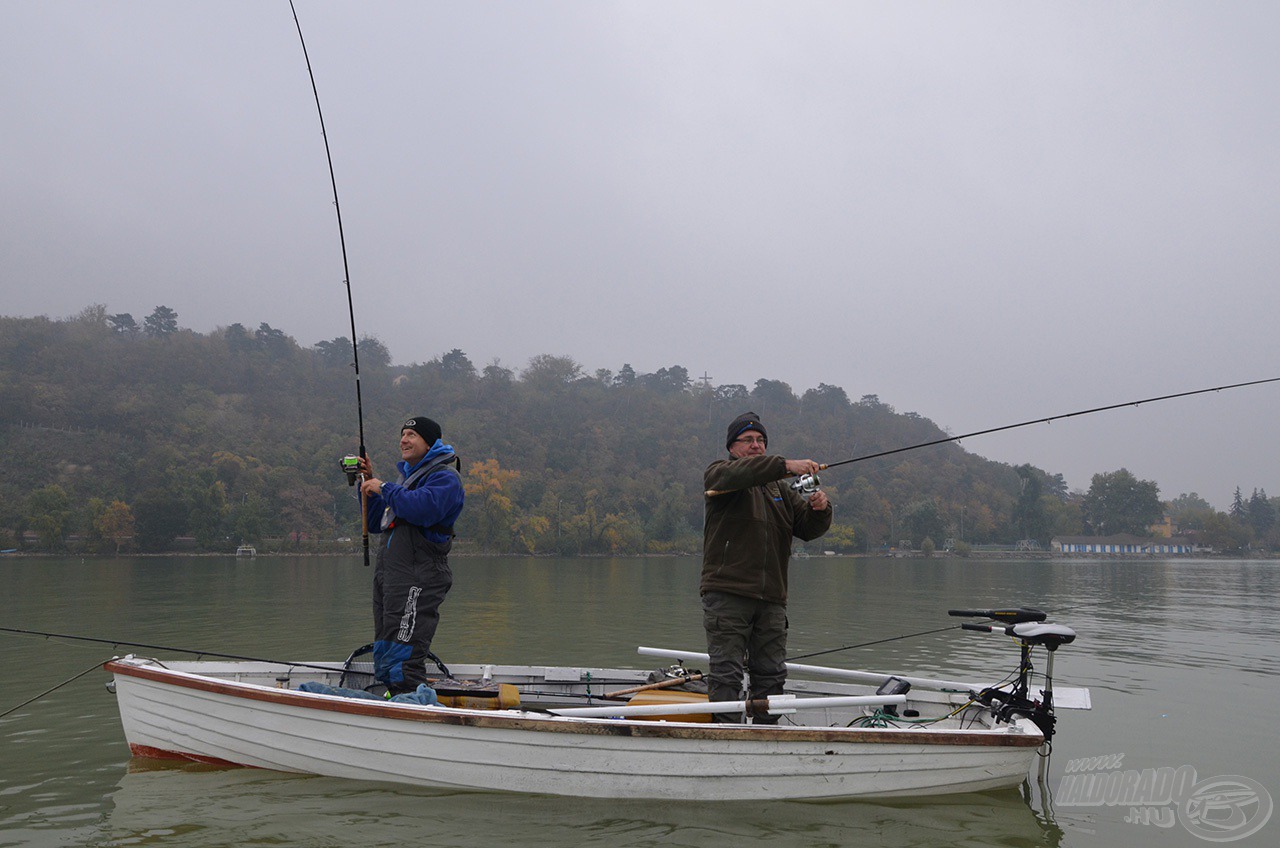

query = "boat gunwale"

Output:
[[105, 658, 1043, 748]]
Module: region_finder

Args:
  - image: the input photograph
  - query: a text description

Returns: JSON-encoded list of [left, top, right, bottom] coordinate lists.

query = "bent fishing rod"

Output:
[[289, 2, 370, 566], [709, 377, 1280, 495]]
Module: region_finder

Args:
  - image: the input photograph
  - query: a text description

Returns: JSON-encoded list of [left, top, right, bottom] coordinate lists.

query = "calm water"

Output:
[[2, 555, 1277, 847]]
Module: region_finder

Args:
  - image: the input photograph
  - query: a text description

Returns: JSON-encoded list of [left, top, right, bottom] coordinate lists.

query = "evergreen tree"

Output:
[[143, 305, 179, 337]]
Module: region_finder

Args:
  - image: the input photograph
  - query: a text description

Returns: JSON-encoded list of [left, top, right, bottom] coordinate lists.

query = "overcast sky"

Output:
[[4, 2, 1278, 508]]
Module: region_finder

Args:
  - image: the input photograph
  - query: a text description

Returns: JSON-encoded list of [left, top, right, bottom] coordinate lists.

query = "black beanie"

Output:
[[401, 416, 442, 446], [725, 412, 767, 450]]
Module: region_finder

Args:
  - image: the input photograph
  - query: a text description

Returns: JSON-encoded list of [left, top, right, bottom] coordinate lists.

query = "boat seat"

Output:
[[1009, 623, 1076, 650]]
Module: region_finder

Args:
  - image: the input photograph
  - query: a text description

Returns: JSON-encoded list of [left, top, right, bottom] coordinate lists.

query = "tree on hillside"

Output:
[[523, 354, 582, 389], [1230, 487, 1247, 520], [255, 323, 292, 357], [438, 348, 475, 379], [314, 336, 351, 366], [143, 305, 179, 338], [280, 484, 334, 544], [226, 322, 256, 352], [801, 383, 851, 418], [132, 490, 190, 551], [751, 379, 798, 419], [1247, 489, 1275, 538], [900, 499, 945, 548], [641, 365, 691, 394], [463, 459, 519, 551], [93, 499, 136, 554], [1166, 492, 1215, 532], [613, 363, 637, 387], [1201, 511, 1250, 554], [358, 335, 392, 369], [1011, 464, 1051, 544], [1082, 469, 1162, 536], [108, 313, 139, 335], [25, 485, 72, 550]]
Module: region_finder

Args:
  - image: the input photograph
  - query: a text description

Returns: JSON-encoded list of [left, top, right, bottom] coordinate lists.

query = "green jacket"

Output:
[[701, 455, 833, 604]]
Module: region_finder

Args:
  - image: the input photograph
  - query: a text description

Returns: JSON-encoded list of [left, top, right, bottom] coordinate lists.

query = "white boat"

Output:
[[235, 545, 257, 557], [105, 611, 1088, 801]]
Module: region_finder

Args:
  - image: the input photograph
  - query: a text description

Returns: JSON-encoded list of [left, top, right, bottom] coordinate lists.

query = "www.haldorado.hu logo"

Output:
[[1057, 754, 1272, 842]]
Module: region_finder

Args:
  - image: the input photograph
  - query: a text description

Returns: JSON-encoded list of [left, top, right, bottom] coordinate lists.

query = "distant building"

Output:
[[1051, 534, 1198, 555]]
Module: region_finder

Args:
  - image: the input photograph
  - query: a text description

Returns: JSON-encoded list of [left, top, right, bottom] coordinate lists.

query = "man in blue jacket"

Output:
[[359, 416, 464, 694]]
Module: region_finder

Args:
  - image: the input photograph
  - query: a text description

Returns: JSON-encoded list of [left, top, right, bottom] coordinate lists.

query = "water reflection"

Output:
[[90, 760, 1063, 848]]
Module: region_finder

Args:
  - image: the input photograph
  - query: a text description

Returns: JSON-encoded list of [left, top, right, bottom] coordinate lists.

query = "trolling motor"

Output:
[[340, 455, 361, 486], [791, 473, 821, 499], [949, 607, 1077, 742]]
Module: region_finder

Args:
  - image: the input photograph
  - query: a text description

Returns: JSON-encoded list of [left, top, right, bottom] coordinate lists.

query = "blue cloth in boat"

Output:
[[297, 681, 383, 700], [297, 681, 438, 705]]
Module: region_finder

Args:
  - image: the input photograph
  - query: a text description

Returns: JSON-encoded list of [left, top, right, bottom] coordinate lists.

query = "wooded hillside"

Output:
[[0, 306, 1098, 555]]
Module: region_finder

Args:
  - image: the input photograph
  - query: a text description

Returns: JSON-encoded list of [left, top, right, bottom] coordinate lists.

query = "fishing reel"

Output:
[[339, 455, 361, 486], [790, 473, 821, 499]]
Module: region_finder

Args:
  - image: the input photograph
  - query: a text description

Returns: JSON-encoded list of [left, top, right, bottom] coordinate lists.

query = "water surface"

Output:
[[2, 556, 1276, 846]]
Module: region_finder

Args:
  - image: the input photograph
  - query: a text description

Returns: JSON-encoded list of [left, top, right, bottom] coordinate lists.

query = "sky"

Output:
[[4, 1, 1279, 508]]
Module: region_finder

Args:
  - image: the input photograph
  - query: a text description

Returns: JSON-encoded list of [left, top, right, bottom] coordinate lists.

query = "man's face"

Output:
[[728, 431, 767, 459], [400, 429, 430, 465]]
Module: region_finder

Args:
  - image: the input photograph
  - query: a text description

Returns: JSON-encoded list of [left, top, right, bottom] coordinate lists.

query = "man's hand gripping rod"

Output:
[[705, 466, 826, 498], [341, 455, 371, 566]]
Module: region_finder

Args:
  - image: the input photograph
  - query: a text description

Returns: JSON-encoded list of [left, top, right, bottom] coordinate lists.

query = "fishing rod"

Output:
[[820, 377, 1280, 472], [0, 626, 350, 675], [289, 2, 370, 567], [710, 377, 1280, 496]]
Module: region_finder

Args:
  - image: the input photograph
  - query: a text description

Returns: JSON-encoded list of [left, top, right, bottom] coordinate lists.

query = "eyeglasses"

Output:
[[734, 436, 766, 446]]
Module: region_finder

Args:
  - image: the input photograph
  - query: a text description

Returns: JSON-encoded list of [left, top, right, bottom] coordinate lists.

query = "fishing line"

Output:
[[288, 1, 370, 567], [787, 625, 962, 662], [820, 377, 1280, 471], [788, 600, 1104, 662], [1, 626, 347, 675], [0, 660, 105, 719]]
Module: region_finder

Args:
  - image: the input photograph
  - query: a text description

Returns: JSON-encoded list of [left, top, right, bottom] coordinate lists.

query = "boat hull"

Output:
[[107, 657, 1043, 801]]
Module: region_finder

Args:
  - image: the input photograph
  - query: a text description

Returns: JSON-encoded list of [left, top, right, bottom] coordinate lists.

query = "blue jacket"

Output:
[[364, 442, 464, 544]]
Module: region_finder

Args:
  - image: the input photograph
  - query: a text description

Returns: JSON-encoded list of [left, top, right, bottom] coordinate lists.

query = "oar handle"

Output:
[[602, 673, 704, 700]]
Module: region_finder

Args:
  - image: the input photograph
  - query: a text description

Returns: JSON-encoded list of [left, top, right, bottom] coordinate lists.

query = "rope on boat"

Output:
[[0, 659, 105, 719]]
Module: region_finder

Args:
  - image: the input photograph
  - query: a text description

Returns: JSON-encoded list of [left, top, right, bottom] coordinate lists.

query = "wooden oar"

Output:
[[601, 673, 704, 701], [548, 693, 906, 719]]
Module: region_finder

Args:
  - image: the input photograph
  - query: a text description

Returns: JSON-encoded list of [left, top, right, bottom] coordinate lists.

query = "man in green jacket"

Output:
[[701, 411, 833, 722]]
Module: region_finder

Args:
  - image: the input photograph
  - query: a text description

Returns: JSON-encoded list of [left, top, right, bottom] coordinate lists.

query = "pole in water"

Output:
[[289, 1, 370, 567], [704, 377, 1280, 496]]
